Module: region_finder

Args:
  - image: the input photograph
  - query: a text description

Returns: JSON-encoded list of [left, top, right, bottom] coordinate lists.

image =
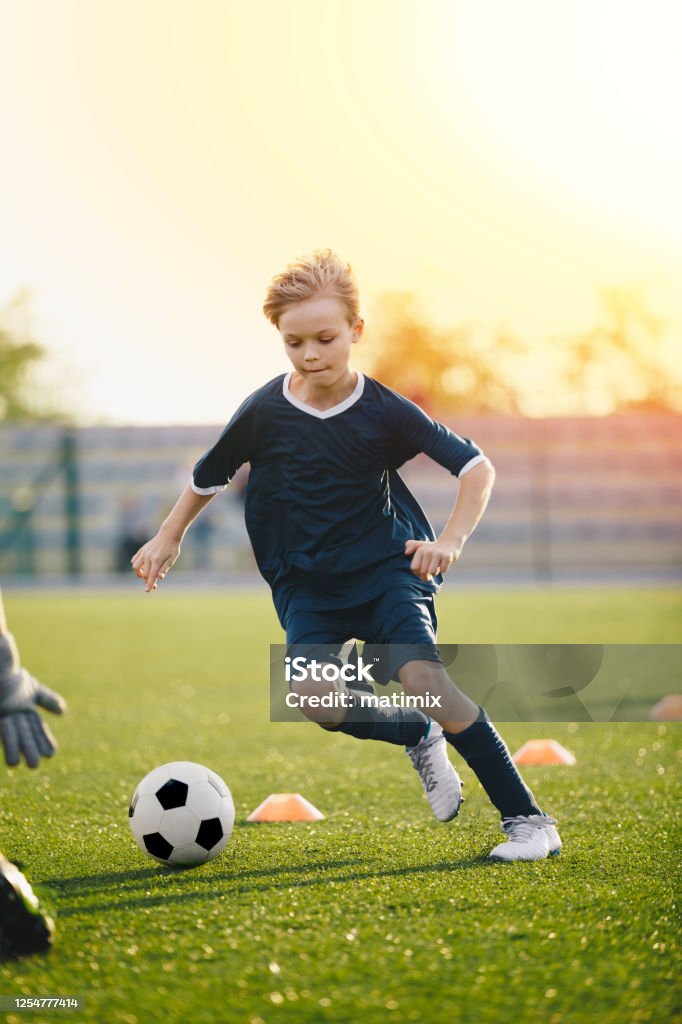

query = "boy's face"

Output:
[[279, 295, 363, 386]]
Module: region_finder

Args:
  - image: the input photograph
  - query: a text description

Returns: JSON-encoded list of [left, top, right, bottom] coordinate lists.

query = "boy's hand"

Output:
[[131, 532, 181, 592], [404, 538, 461, 582]]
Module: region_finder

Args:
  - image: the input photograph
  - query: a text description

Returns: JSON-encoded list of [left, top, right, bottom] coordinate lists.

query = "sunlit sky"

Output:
[[0, 0, 680, 424]]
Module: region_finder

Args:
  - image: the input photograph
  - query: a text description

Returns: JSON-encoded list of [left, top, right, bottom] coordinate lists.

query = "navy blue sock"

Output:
[[325, 690, 430, 748], [444, 706, 544, 818]]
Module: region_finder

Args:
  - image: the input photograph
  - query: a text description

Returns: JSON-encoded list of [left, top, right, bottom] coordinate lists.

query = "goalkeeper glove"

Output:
[[0, 633, 66, 769]]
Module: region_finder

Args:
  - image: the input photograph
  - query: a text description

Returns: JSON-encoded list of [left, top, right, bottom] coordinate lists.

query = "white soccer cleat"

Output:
[[406, 721, 463, 822], [489, 814, 562, 862]]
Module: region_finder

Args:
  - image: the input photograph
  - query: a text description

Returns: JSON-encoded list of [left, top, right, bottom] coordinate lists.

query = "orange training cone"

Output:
[[513, 739, 576, 766], [649, 695, 682, 721], [247, 793, 325, 822]]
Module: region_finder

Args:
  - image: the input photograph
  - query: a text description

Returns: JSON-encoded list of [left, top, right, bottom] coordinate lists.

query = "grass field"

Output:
[[0, 587, 680, 1024]]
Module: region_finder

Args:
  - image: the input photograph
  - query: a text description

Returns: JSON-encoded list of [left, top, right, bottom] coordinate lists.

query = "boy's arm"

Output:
[[405, 460, 495, 582], [131, 484, 215, 592]]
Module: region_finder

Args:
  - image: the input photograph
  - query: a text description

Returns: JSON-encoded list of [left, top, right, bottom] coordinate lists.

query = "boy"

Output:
[[132, 249, 561, 862]]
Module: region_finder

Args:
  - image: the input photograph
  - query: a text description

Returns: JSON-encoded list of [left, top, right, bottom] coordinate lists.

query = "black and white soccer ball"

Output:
[[129, 761, 235, 867]]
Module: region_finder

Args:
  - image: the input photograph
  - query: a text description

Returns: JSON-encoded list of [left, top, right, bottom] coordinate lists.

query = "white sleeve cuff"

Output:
[[190, 478, 227, 495], [458, 454, 490, 477]]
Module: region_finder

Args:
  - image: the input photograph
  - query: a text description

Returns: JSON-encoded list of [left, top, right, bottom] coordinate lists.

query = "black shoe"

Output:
[[0, 852, 55, 958]]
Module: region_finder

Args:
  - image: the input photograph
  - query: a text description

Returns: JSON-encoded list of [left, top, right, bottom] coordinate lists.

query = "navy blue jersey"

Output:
[[192, 373, 487, 624]]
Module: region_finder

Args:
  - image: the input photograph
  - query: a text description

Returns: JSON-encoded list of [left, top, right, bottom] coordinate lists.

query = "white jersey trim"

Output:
[[282, 371, 365, 419], [191, 478, 227, 495], [458, 453, 490, 477]]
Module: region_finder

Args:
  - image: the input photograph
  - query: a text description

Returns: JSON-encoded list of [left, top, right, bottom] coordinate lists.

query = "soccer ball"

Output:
[[129, 761, 235, 867]]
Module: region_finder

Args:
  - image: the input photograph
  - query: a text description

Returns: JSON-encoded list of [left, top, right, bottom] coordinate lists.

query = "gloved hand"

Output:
[[0, 633, 66, 769]]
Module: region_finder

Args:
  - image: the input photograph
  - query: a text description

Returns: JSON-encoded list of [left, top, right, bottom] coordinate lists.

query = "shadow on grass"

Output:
[[49, 853, 502, 917], [43, 856, 365, 890]]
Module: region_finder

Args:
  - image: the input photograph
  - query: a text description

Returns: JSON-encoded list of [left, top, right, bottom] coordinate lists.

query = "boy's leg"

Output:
[[398, 658, 562, 860], [398, 659, 541, 816], [369, 590, 559, 858], [284, 605, 462, 822], [285, 608, 433, 748], [284, 655, 428, 745]]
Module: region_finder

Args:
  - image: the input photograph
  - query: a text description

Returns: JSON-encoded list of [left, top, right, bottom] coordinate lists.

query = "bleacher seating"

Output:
[[1, 414, 680, 579]]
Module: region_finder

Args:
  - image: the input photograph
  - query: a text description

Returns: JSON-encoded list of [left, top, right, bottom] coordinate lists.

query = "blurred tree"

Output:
[[357, 285, 681, 416], [356, 291, 523, 415], [563, 285, 682, 413], [0, 289, 65, 422]]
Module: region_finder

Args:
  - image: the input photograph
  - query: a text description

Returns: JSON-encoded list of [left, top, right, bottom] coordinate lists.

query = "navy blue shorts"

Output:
[[284, 587, 442, 685]]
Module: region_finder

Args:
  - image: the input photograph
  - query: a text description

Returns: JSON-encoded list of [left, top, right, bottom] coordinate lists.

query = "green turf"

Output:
[[0, 588, 679, 1024]]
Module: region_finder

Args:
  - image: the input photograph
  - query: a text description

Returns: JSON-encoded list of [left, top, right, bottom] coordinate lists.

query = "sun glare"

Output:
[[448, 0, 682, 234]]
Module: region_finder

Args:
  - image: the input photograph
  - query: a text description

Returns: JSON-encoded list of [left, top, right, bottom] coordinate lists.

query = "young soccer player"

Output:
[[132, 249, 561, 862]]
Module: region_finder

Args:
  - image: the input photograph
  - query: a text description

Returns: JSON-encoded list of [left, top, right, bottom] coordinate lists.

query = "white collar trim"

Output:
[[282, 371, 365, 419]]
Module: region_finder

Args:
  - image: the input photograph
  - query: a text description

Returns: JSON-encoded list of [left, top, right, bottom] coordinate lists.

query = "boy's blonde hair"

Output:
[[262, 247, 361, 328]]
